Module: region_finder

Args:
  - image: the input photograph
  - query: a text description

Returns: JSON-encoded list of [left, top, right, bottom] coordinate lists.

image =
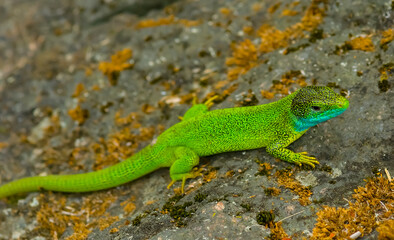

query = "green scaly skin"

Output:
[[0, 86, 349, 198]]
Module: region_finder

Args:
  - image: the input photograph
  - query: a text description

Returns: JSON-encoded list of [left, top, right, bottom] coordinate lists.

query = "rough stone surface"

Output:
[[0, 0, 392, 239]]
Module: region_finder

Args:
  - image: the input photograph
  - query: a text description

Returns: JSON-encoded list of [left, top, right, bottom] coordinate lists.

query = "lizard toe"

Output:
[[297, 152, 320, 168]]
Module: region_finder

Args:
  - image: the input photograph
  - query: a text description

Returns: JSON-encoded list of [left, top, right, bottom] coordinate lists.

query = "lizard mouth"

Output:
[[337, 97, 349, 109]]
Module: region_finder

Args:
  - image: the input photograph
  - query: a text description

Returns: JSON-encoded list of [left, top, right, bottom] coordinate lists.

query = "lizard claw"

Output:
[[167, 180, 176, 189], [180, 168, 204, 193], [297, 152, 320, 168], [192, 96, 198, 105]]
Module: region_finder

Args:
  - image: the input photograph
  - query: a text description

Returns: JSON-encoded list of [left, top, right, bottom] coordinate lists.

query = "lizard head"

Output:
[[290, 86, 349, 131]]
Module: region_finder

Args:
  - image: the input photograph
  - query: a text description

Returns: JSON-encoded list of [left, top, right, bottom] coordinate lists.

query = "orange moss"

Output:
[[69, 147, 88, 170], [141, 103, 156, 114], [312, 206, 373, 239], [120, 196, 136, 215], [114, 111, 140, 127], [251, 3, 263, 12], [84, 192, 118, 217], [260, 90, 275, 99], [66, 222, 91, 240], [124, 219, 131, 226], [220, 83, 239, 99], [270, 222, 290, 239], [275, 169, 312, 206], [147, 14, 175, 26], [91, 116, 157, 170], [273, 70, 307, 94], [138, 126, 156, 141], [98, 48, 133, 85], [36, 192, 119, 239], [68, 104, 89, 125], [219, 7, 233, 16], [72, 83, 85, 98], [178, 18, 202, 27], [146, 200, 157, 205], [268, 2, 281, 14], [222, 83, 239, 97], [311, 177, 393, 239], [136, 15, 176, 28], [281, 9, 299, 16], [379, 65, 392, 82], [203, 166, 218, 183], [347, 36, 375, 52], [91, 127, 138, 170], [91, 84, 101, 91], [380, 28, 394, 49], [261, 70, 307, 99], [161, 80, 174, 91], [264, 187, 281, 196], [135, 15, 200, 29], [97, 215, 120, 231], [290, 1, 301, 7], [225, 39, 258, 80], [377, 219, 394, 240], [260, 0, 326, 52], [298, 0, 326, 32], [258, 162, 274, 176], [225, 170, 235, 178], [85, 67, 93, 77], [214, 80, 229, 89], [35, 194, 69, 238], [243, 26, 255, 35], [227, 0, 327, 81], [257, 24, 289, 53], [0, 142, 8, 150]]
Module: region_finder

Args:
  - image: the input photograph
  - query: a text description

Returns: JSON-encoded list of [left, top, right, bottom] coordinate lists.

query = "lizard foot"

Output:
[[296, 152, 320, 168], [204, 95, 219, 109], [168, 167, 204, 194]]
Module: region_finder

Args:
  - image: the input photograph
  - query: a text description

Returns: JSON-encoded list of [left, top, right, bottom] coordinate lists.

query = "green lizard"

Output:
[[0, 86, 348, 198]]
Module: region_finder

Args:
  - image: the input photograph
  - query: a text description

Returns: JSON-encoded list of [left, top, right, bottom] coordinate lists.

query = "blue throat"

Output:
[[293, 109, 346, 132]]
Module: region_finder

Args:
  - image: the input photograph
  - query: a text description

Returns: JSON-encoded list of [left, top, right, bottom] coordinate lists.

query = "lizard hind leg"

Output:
[[167, 146, 201, 193]]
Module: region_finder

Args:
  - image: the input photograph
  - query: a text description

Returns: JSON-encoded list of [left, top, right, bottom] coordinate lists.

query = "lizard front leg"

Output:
[[181, 95, 218, 121], [266, 139, 319, 167]]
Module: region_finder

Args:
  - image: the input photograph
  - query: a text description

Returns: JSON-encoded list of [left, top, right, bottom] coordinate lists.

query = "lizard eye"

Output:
[[311, 106, 321, 111]]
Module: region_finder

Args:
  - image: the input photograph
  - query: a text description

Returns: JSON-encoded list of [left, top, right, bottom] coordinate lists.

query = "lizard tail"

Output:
[[0, 144, 167, 198]]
